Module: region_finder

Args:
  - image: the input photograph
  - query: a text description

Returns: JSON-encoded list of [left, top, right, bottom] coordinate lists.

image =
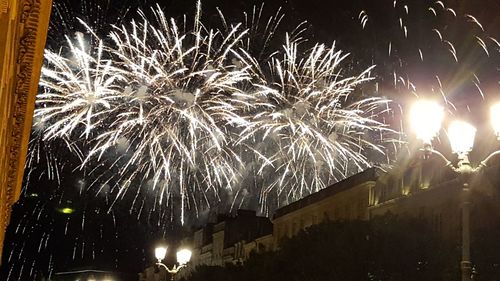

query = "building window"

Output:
[[369, 186, 376, 205]]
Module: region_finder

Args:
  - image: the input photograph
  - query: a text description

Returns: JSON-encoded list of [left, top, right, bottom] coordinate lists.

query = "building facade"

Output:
[[0, 0, 52, 259], [176, 168, 380, 271], [189, 209, 273, 267], [369, 158, 500, 241], [272, 168, 379, 246], [176, 159, 500, 276], [138, 210, 273, 281]]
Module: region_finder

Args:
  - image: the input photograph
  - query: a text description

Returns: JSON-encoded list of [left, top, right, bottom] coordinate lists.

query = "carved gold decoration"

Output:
[[0, 0, 7, 14], [0, 0, 52, 262]]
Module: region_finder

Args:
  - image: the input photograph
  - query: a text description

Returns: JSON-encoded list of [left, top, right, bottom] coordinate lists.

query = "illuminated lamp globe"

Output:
[[491, 103, 500, 138], [155, 246, 167, 261], [410, 100, 444, 143], [176, 249, 192, 265], [448, 120, 476, 154]]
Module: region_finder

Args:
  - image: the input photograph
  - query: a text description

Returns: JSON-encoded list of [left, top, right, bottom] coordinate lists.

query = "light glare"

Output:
[[491, 103, 500, 138], [176, 249, 192, 265], [410, 100, 444, 143], [59, 207, 74, 214], [448, 120, 476, 154], [155, 246, 167, 261]]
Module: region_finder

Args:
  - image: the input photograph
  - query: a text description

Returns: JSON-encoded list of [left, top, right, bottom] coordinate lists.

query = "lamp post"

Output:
[[410, 100, 500, 281], [155, 246, 192, 281]]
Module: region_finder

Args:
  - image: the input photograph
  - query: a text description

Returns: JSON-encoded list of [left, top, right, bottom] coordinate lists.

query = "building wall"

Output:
[[0, 0, 52, 261], [211, 224, 225, 266], [370, 180, 462, 240], [273, 182, 373, 245], [187, 210, 273, 268], [243, 234, 273, 260], [174, 163, 500, 277], [369, 159, 500, 240], [272, 168, 378, 247], [182, 169, 380, 271]]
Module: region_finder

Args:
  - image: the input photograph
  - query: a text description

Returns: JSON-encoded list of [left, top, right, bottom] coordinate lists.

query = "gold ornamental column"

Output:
[[0, 0, 52, 261]]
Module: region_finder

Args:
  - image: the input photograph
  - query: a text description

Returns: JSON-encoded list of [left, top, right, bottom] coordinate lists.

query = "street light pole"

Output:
[[155, 246, 192, 281], [410, 101, 500, 281], [454, 149, 475, 281], [426, 147, 474, 281], [461, 182, 471, 281], [425, 144, 500, 281]]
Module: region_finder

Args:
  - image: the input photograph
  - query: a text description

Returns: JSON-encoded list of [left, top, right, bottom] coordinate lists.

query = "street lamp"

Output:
[[491, 103, 500, 139], [155, 246, 192, 281], [410, 100, 444, 145], [410, 100, 500, 281]]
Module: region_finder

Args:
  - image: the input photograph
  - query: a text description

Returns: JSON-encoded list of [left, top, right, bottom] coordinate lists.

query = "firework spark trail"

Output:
[[28, 0, 496, 243], [37, 33, 125, 141], [30, 1, 397, 221], [237, 36, 393, 210], [27, 114, 86, 187], [9, 1, 500, 280], [355, 0, 499, 106], [80, 5, 260, 222]]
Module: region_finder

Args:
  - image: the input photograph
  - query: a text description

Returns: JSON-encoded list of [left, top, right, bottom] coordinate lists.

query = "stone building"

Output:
[[272, 168, 379, 246], [272, 157, 500, 248], [178, 159, 500, 275], [0, 0, 52, 260], [138, 210, 273, 281], [189, 209, 273, 267], [369, 157, 500, 241], [176, 168, 381, 272]]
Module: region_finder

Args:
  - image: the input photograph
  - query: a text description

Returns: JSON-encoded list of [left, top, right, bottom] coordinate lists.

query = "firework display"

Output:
[[34, 2, 395, 219], [3, 0, 499, 280]]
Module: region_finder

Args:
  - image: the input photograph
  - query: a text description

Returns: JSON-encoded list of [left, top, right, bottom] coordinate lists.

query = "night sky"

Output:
[[2, 0, 500, 280]]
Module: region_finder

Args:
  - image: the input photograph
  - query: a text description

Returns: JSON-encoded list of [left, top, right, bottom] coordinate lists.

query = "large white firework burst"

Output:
[[33, 2, 395, 221], [93, 6, 259, 220], [236, 36, 393, 210]]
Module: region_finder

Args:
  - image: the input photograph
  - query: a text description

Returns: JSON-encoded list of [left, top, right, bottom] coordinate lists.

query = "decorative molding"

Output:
[[1, 0, 50, 260], [21, 0, 38, 23], [0, 0, 7, 14], [5, 0, 41, 225]]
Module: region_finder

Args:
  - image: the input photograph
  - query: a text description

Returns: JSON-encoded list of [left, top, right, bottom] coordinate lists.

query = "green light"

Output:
[[59, 207, 74, 214]]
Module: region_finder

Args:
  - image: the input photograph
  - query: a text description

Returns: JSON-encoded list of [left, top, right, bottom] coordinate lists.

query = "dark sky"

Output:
[[2, 0, 500, 281]]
